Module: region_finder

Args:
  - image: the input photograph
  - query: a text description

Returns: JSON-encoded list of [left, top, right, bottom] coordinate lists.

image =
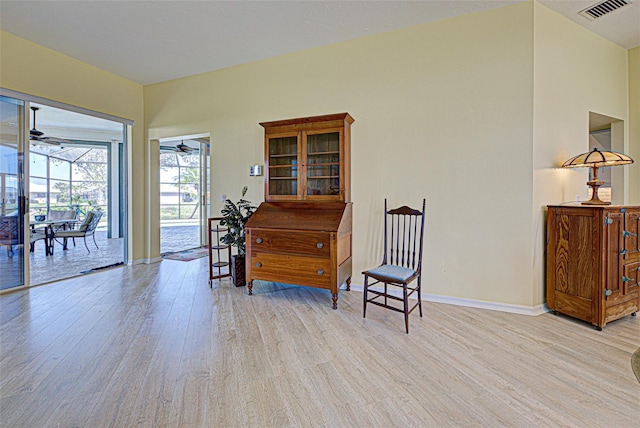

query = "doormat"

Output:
[[162, 247, 209, 261]]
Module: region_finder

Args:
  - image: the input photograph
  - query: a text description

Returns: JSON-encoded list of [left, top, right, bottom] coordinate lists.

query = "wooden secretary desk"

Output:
[[245, 113, 354, 309]]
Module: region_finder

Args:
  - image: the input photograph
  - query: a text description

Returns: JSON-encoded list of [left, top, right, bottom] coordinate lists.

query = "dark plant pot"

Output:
[[231, 254, 246, 287]]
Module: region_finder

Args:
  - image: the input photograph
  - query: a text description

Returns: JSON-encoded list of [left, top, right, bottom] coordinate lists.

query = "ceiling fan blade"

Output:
[[29, 105, 72, 145], [159, 145, 179, 152], [30, 135, 61, 146], [41, 136, 74, 145]]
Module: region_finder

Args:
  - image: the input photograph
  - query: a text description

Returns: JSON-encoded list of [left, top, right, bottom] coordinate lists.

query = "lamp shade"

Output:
[[561, 147, 634, 205], [562, 148, 634, 168]]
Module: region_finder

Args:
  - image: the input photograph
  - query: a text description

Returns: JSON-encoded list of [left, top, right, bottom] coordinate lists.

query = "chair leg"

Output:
[[92, 233, 99, 249], [363, 275, 368, 318], [83, 236, 90, 253], [417, 276, 423, 317], [403, 284, 409, 334], [384, 282, 388, 307]]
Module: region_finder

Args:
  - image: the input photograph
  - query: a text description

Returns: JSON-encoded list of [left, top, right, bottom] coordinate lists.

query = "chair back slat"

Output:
[[86, 211, 103, 233], [383, 198, 426, 271]]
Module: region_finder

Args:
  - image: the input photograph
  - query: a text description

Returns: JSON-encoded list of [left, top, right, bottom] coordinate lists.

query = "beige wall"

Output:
[[0, 31, 146, 263], [146, 2, 537, 306], [1, 1, 634, 308], [532, 3, 632, 305], [630, 46, 640, 204]]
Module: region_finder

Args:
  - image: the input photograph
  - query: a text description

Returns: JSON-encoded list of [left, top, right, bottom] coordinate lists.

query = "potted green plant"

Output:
[[220, 186, 256, 286]]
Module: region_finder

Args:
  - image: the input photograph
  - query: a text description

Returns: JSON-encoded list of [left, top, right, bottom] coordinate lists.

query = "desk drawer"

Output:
[[250, 253, 331, 288], [250, 230, 330, 257]]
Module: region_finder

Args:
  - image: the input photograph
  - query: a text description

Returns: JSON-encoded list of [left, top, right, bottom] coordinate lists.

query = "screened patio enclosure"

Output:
[[30, 143, 109, 228]]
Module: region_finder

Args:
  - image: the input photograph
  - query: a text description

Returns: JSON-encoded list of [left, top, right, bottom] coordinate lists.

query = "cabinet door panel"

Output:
[[266, 133, 300, 199], [604, 212, 624, 302], [303, 128, 343, 200], [623, 210, 640, 261], [622, 261, 640, 295], [553, 213, 594, 299]]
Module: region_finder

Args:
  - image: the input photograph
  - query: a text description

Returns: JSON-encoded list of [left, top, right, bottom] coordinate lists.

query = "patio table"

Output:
[[30, 219, 79, 255]]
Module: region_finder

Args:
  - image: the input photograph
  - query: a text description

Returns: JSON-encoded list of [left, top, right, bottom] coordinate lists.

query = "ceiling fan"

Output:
[[160, 140, 198, 154], [30, 106, 73, 145]]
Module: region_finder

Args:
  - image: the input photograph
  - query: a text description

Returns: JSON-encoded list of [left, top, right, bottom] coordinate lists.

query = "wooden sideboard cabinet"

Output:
[[546, 205, 640, 329], [245, 113, 354, 308]]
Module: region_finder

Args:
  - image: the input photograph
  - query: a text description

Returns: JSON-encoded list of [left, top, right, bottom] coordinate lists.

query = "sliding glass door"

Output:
[[159, 138, 210, 254], [0, 96, 27, 291]]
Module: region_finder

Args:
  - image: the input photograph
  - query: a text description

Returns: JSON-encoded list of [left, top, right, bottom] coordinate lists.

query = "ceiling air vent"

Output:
[[579, 0, 631, 20]]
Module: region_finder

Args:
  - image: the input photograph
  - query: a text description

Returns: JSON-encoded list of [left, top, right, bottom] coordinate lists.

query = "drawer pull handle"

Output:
[[255, 262, 262, 268], [256, 238, 263, 244], [316, 242, 324, 249], [317, 269, 324, 276]]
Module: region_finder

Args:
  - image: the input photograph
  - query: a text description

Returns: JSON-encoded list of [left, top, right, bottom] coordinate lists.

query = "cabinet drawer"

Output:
[[250, 230, 330, 257], [623, 261, 640, 293], [250, 253, 331, 288]]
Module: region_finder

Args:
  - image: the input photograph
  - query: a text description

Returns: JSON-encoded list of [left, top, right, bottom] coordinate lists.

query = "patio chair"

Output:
[[1, 215, 20, 256], [53, 211, 103, 253], [47, 209, 77, 230], [30, 227, 48, 254]]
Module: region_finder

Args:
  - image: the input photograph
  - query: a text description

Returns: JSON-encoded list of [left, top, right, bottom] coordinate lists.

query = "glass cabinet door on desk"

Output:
[[267, 133, 299, 199], [304, 129, 342, 199]]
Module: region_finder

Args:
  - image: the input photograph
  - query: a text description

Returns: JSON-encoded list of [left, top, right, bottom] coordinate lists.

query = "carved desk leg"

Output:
[[248, 280, 253, 295], [332, 293, 338, 310], [346, 277, 351, 291]]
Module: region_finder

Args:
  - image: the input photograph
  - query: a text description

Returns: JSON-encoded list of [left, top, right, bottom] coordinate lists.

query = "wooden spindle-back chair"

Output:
[[362, 198, 426, 333]]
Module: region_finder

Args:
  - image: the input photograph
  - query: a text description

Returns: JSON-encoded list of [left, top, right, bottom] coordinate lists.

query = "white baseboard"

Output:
[[347, 283, 549, 316]]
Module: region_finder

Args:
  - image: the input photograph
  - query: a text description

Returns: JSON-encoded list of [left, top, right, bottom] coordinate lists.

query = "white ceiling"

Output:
[[2, 0, 638, 86]]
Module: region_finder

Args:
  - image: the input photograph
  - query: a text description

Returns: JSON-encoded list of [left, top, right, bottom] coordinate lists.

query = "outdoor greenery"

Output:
[[160, 153, 200, 221]]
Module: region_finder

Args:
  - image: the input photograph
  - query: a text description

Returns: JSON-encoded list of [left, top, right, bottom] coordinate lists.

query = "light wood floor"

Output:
[[1, 258, 639, 427]]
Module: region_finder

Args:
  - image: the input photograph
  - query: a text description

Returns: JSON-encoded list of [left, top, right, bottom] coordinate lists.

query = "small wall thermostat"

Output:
[[249, 164, 263, 176]]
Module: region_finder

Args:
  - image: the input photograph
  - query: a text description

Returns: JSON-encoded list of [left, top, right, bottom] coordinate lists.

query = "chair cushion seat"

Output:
[[364, 264, 416, 282], [30, 232, 47, 243], [54, 231, 85, 238]]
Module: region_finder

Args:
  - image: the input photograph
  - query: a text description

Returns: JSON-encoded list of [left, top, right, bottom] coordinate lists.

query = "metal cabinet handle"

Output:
[[317, 269, 324, 276], [316, 242, 324, 249], [256, 262, 262, 268], [256, 238, 263, 244]]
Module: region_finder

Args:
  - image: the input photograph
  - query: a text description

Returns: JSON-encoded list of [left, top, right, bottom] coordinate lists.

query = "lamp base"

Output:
[[582, 199, 611, 206], [582, 180, 611, 205]]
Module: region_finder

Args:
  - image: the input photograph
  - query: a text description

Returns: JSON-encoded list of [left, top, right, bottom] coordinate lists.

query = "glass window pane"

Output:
[[180, 167, 199, 184], [50, 179, 71, 205], [160, 183, 179, 204], [29, 177, 48, 216], [50, 158, 70, 181], [30, 153, 47, 178], [160, 153, 179, 167], [72, 162, 107, 182], [178, 154, 199, 167], [160, 166, 179, 183]]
